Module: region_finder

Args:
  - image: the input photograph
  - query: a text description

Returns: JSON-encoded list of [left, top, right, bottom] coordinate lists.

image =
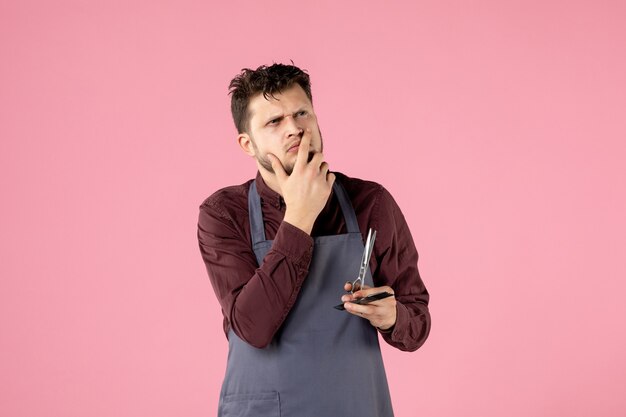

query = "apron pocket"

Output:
[[221, 391, 281, 417]]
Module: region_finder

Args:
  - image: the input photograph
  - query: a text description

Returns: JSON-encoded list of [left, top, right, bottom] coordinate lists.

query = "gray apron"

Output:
[[218, 180, 394, 417]]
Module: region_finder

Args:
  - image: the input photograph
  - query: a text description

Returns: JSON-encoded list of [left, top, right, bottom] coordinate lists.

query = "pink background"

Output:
[[1, 1, 625, 416]]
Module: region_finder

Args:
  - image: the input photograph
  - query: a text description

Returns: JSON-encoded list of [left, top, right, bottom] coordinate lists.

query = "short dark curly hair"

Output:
[[228, 63, 313, 134]]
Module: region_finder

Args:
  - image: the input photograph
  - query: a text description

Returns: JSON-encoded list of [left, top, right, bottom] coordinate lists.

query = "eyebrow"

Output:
[[265, 114, 284, 123], [263, 107, 309, 126]]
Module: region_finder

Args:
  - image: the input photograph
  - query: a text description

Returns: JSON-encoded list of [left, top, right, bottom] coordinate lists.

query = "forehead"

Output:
[[248, 84, 312, 121]]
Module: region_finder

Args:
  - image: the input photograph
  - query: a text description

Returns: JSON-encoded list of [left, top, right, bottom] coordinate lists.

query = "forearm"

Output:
[[379, 297, 431, 352], [371, 185, 431, 351], [199, 208, 314, 348], [227, 222, 313, 348]]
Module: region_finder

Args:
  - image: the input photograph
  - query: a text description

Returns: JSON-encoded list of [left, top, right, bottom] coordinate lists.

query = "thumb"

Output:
[[267, 154, 287, 181]]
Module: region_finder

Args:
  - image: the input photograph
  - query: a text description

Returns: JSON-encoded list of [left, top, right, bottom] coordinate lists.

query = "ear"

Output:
[[237, 133, 256, 157]]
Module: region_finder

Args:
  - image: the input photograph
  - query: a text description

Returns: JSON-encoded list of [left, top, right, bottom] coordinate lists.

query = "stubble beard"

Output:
[[251, 130, 324, 176]]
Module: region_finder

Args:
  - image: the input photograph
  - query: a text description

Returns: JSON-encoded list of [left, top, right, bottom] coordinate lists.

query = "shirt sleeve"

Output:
[[372, 186, 431, 352], [198, 197, 314, 348]]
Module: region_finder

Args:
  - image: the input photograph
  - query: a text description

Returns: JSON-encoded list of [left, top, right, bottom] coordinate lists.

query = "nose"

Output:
[[284, 115, 303, 138]]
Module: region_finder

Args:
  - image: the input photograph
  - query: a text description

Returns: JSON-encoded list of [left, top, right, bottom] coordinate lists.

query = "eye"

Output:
[[268, 118, 280, 125], [295, 110, 308, 117]]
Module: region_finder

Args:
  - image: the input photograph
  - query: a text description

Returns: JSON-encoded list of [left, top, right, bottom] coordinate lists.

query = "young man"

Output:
[[197, 63, 431, 417]]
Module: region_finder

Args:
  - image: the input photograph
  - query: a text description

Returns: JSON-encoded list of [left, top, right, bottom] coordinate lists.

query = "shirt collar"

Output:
[[255, 171, 284, 209]]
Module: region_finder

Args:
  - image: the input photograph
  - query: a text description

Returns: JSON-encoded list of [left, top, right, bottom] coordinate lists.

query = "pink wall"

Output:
[[2, 1, 625, 416]]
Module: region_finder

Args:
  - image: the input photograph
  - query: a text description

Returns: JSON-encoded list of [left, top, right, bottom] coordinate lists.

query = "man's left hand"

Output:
[[341, 283, 397, 331]]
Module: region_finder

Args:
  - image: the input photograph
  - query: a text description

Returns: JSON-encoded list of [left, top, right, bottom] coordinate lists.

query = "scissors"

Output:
[[334, 228, 394, 310], [351, 228, 377, 293]]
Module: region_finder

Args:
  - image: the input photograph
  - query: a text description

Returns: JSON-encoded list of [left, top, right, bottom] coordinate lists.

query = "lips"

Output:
[[287, 142, 300, 153]]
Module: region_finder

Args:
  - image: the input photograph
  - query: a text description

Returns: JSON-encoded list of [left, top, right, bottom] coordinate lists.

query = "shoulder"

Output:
[[335, 172, 406, 233], [198, 179, 254, 221], [335, 171, 396, 209], [335, 172, 384, 198]]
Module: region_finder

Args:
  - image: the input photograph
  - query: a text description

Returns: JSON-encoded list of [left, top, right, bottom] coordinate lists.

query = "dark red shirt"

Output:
[[197, 172, 431, 351]]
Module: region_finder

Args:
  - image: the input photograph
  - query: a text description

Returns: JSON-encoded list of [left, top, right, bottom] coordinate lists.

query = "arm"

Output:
[[374, 186, 431, 352], [198, 199, 314, 348], [199, 131, 335, 349], [341, 186, 431, 352]]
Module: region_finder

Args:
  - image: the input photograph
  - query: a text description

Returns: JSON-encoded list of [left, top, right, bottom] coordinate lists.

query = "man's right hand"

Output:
[[267, 129, 336, 235]]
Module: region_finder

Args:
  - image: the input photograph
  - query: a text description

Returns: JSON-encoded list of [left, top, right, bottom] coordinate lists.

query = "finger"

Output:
[[267, 153, 287, 181], [344, 281, 353, 292], [344, 301, 373, 317], [327, 172, 336, 186], [294, 129, 312, 169], [341, 293, 356, 302], [309, 152, 325, 169], [352, 285, 390, 300], [319, 161, 330, 175], [353, 286, 372, 299]]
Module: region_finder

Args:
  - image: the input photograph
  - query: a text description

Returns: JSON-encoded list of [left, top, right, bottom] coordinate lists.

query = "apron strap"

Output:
[[331, 180, 360, 234], [247, 176, 361, 246], [248, 181, 267, 245]]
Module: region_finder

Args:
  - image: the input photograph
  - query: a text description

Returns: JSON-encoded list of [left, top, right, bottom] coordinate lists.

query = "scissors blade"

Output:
[[357, 228, 377, 281]]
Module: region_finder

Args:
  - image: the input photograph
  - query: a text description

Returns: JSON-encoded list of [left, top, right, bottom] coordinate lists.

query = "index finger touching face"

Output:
[[295, 128, 312, 167]]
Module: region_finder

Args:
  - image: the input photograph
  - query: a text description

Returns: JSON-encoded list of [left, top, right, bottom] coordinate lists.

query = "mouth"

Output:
[[286, 142, 300, 153]]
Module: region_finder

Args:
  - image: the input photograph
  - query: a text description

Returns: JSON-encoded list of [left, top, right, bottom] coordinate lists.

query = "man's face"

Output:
[[241, 84, 323, 175]]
